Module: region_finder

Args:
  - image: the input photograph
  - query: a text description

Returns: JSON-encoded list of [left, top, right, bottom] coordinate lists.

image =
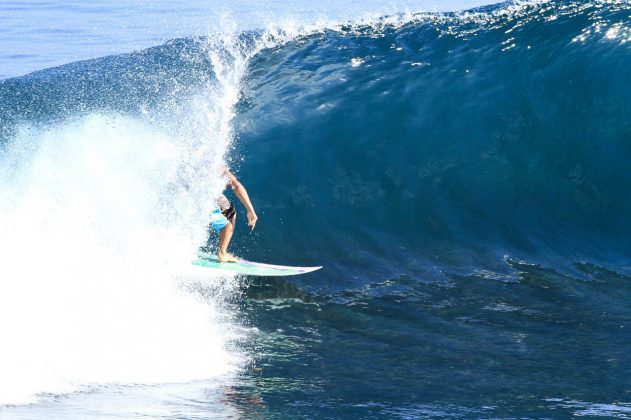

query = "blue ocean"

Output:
[[1, 0, 631, 418]]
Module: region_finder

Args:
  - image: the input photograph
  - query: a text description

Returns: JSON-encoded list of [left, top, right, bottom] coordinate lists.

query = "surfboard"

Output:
[[193, 251, 322, 276]]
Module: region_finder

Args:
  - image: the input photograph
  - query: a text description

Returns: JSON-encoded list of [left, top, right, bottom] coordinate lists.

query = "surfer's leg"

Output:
[[218, 213, 237, 263]]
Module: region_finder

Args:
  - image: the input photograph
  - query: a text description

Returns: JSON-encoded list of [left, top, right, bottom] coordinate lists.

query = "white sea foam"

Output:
[[0, 31, 256, 406]]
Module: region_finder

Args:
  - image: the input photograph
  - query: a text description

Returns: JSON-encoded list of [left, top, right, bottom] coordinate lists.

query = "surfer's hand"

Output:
[[247, 211, 258, 230]]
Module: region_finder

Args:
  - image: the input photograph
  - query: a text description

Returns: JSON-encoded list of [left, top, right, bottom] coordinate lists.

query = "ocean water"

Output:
[[1, 0, 631, 418]]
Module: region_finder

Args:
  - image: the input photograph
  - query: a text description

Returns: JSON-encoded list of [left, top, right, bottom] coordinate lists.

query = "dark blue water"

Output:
[[2, 0, 631, 418], [233, 1, 631, 417], [237, 2, 631, 280]]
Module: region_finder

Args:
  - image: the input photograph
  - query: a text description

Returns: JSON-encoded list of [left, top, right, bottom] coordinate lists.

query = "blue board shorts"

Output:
[[209, 208, 230, 232]]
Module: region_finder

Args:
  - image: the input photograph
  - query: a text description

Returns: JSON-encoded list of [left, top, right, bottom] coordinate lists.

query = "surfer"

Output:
[[210, 165, 258, 262]]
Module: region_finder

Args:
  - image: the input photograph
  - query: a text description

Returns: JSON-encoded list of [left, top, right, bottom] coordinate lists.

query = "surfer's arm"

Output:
[[225, 169, 258, 230]]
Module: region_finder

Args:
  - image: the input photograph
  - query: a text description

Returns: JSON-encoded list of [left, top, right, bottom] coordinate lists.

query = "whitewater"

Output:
[[2, 0, 631, 418]]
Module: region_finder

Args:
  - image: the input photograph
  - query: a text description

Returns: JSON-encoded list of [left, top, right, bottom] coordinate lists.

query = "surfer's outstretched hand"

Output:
[[247, 211, 258, 230]]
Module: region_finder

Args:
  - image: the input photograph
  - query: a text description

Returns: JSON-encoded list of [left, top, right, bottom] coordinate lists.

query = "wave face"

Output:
[[236, 0, 631, 285], [229, 3, 631, 417]]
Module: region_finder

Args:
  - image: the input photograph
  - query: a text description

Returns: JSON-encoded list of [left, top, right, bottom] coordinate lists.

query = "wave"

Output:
[[233, 0, 631, 283], [0, 0, 630, 406]]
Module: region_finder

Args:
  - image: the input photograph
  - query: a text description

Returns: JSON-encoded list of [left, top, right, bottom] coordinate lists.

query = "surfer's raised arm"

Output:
[[225, 168, 258, 230]]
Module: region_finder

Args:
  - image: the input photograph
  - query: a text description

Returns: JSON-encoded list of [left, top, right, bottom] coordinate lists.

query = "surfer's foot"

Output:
[[218, 252, 238, 263]]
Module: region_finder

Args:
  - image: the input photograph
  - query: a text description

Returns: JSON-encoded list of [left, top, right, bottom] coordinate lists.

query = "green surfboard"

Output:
[[193, 251, 322, 276]]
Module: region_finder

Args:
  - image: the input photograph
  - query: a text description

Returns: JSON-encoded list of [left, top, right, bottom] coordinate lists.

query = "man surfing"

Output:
[[209, 165, 258, 262]]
